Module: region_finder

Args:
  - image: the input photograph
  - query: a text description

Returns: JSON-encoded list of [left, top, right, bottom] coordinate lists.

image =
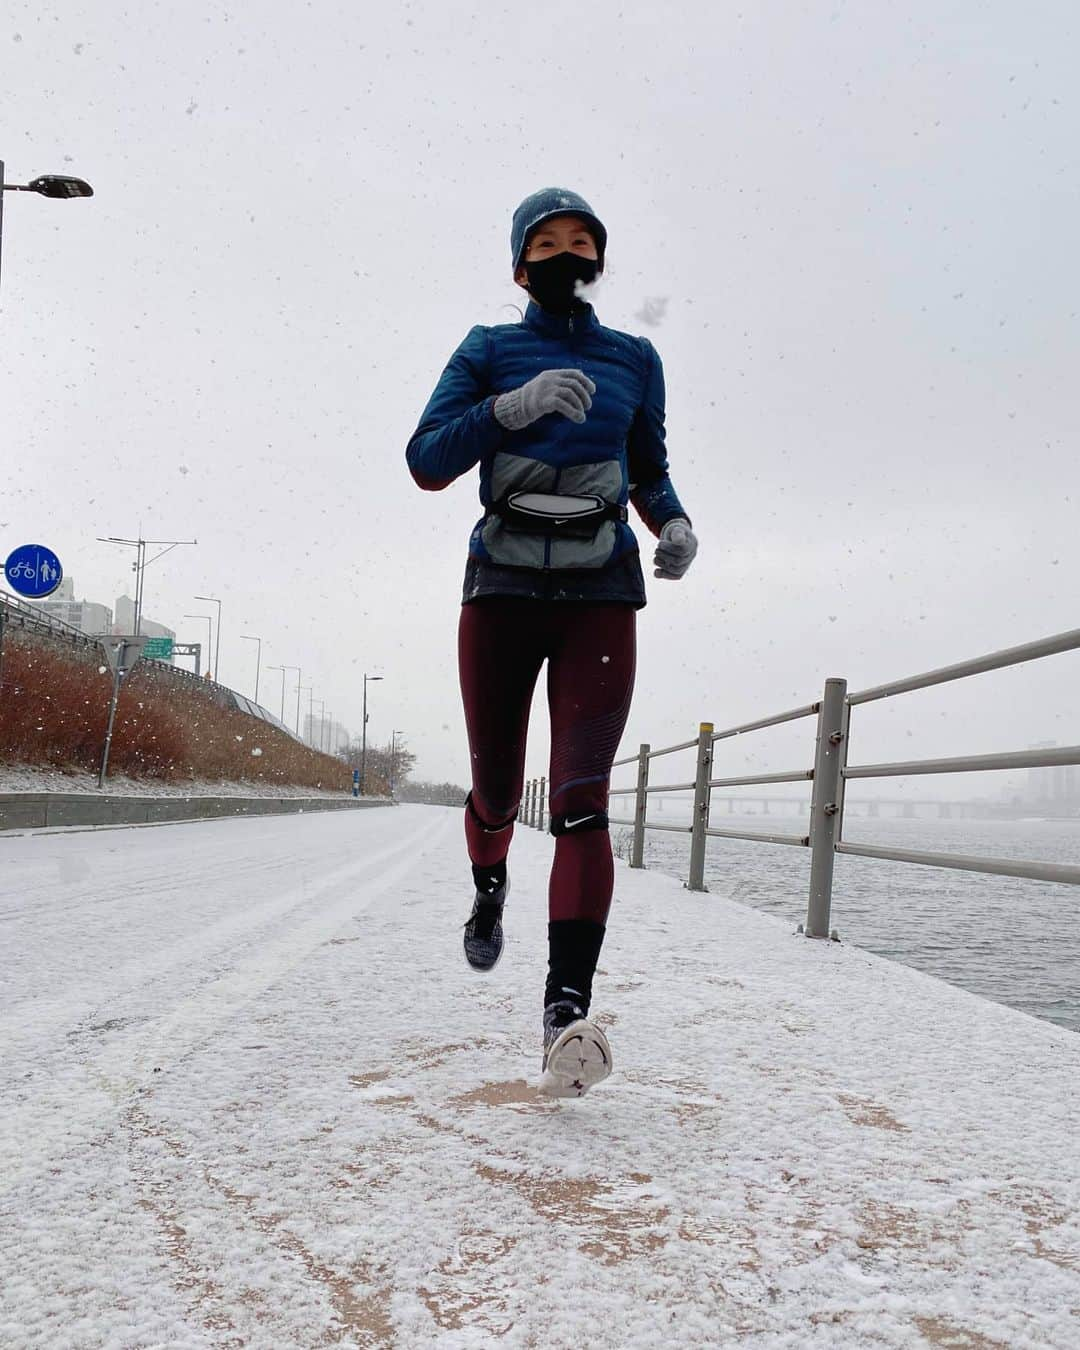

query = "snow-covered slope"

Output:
[[1, 805, 1077, 1347]]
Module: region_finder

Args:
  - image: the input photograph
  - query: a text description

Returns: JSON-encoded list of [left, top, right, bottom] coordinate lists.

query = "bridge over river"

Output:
[[650, 792, 1015, 820]]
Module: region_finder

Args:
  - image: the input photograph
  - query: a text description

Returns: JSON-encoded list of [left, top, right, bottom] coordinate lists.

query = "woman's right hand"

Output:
[[493, 369, 596, 431]]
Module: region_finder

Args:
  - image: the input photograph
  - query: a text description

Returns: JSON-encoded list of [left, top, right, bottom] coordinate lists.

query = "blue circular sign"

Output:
[[4, 544, 64, 599]]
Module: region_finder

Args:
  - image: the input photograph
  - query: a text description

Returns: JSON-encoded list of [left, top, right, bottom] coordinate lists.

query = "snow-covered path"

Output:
[[1, 805, 1078, 1349]]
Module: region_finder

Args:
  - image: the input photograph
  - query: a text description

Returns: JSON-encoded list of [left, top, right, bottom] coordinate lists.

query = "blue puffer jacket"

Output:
[[406, 300, 689, 604]]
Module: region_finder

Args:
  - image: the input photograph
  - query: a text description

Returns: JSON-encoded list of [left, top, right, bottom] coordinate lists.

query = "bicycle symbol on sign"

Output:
[[4, 545, 63, 598]]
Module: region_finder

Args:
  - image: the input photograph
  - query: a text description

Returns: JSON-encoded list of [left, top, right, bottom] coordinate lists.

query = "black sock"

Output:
[[471, 860, 507, 899], [545, 919, 606, 1014]]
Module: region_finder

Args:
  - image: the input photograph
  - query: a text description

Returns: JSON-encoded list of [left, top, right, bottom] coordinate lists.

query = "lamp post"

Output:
[[266, 664, 287, 721], [99, 535, 197, 638], [300, 686, 314, 744], [193, 595, 222, 682], [240, 634, 262, 704], [184, 615, 213, 677], [390, 729, 404, 799], [361, 673, 383, 795], [1, 161, 94, 291], [282, 665, 301, 735]]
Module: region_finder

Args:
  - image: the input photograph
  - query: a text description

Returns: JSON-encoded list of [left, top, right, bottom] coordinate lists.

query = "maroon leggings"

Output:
[[459, 599, 636, 924]]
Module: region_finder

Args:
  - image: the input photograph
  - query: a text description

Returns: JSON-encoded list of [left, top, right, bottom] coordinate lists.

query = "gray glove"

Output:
[[653, 518, 698, 580], [493, 369, 596, 430]]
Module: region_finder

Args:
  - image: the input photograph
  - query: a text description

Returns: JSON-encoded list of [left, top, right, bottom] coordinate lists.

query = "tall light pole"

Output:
[[361, 673, 383, 795], [241, 634, 262, 704], [194, 595, 222, 682], [100, 535, 197, 637], [266, 664, 287, 721], [282, 665, 301, 735], [300, 686, 314, 744], [390, 729, 404, 799], [184, 615, 213, 676], [1, 161, 94, 291]]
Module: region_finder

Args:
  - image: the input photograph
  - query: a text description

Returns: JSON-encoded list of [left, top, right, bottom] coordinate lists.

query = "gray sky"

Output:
[[3, 1, 1077, 799]]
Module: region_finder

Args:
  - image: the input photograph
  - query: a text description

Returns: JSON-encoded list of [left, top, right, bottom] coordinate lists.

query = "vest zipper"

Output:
[[544, 464, 563, 570]]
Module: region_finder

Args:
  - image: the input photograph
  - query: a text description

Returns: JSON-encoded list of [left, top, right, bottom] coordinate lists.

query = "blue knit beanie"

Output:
[[510, 188, 607, 273]]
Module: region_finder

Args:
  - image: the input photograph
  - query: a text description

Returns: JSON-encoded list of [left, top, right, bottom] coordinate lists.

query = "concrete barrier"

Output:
[[0, 792, 391, 833]]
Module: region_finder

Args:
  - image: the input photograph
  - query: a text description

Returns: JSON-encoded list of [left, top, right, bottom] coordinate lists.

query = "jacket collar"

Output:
[[522, 299, 598, 338]]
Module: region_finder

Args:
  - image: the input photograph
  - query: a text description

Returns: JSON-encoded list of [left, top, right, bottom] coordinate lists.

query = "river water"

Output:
[[616, 811, 1080, 1033]]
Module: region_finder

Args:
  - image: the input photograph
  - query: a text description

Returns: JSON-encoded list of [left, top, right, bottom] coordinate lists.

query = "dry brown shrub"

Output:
[[0, 629, 371, 792]]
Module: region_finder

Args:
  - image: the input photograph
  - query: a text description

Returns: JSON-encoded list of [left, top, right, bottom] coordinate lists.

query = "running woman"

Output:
[[406, 188, 697, 1096]]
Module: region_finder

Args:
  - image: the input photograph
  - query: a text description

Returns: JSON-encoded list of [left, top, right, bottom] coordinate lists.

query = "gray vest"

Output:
[[481, 451, 624, 570]]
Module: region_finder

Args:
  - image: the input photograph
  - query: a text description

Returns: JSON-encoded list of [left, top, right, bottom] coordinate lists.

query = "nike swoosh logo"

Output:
[[565, 814, 597, 830]]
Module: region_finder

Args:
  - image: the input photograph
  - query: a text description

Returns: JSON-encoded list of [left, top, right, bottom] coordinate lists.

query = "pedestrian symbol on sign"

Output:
[[4, 544, 64, 599]]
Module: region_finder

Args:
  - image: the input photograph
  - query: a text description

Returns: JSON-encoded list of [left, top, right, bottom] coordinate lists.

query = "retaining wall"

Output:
[[0, 793, 391, 832]]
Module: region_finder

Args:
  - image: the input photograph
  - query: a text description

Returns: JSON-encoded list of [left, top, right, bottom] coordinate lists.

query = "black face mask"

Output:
[[524, 251, 600, 314]]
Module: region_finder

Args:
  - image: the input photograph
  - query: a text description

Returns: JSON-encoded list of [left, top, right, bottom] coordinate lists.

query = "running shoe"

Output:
[[539, 998, 612, 1097]]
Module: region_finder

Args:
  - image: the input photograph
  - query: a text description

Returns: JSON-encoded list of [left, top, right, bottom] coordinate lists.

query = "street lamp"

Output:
[[240, 634, 262, 704], [99, 535, 197, 638], [1, 160, 94, 291], [361, 673, 383, 795], [282, 665, 301, 735], [266, 664, 287, 722], [183, 615, 213, 677], [193, 596, 222, 683], [2, 173, 94, 199], [390, 729, 404, 799]]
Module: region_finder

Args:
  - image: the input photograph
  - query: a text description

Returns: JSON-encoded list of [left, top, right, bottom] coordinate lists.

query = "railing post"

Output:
[[538, 775, 547, 832], [529, 779, 537, 828], [523, 779, 532, 827], [687, 722, 714, 892], [806, 678, 848, 938], [630, 742, 650, 868]]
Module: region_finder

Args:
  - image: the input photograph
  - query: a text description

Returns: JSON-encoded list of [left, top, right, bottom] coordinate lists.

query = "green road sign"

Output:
[[141, 637, 174, 660]]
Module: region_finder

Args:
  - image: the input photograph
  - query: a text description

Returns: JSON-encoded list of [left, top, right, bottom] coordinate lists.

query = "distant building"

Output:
[[31, 577, 113, 636], [303, 712, 349, 754], [1027, 741, 1080, 812], [113, 594, 176, 655]]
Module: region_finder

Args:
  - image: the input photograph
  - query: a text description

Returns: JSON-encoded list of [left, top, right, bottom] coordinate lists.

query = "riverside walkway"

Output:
[[1, 804, 1077, 1348]]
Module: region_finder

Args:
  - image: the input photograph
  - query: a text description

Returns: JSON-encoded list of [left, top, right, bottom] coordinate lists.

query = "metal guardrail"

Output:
[[1, 592, 302, 745], [520, 623, 1080, 938], [1, 589, 102, 647]]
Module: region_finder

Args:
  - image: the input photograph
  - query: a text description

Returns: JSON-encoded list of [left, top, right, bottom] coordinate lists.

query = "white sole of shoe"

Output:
[[538, 1018, 613, 1098]]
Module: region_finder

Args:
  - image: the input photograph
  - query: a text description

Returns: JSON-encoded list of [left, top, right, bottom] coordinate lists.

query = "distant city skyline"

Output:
[[301, 711, 349, 756], [24, 576, 177, 647]]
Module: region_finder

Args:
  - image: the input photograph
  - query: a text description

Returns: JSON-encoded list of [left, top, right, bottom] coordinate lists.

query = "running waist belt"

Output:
[[490, 491, 628, 538]]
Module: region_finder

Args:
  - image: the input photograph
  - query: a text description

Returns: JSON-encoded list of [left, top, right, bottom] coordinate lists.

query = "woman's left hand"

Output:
[[653, 518, 698, 580]]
